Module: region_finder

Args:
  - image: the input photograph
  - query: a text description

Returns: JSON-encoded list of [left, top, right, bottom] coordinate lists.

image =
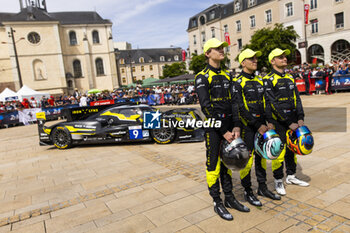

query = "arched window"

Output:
[[92, 30, 100, 44], [174, 55, 179, 61], [139, 57, 144, 63], [69, 31, 77, 45], [160, 56, 165, 62], [73, 60, 82, 78], [95, 58, 104, 76], [120, 58, 125, 64]]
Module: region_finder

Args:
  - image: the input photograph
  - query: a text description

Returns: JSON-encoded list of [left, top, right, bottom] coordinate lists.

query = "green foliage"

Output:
[[237, 23, 299, 69], [162, 62, 188, 78], [189, 54, 207, 74], [189, 53, 231, 74]]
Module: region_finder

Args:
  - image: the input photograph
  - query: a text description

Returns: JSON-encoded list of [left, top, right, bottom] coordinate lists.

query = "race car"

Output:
[[36, 104, 205, 149]]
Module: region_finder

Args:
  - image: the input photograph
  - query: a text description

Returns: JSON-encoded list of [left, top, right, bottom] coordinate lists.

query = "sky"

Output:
[[0, 0, 233, 49]]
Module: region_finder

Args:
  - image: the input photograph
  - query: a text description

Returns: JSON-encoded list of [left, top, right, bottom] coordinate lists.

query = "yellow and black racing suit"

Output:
[[233, 71, 270, 191], [263, 69, 305, 179], [195, 64, 240, 203]]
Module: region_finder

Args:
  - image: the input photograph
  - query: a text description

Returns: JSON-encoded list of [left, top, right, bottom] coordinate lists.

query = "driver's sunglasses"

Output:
[[276, 55, 287, 59], [213, 46, 224, 51], [246, 56, 257, 61]]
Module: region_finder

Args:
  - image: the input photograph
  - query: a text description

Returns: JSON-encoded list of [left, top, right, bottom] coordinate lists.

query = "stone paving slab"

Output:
[[0, 93, 350, 232]]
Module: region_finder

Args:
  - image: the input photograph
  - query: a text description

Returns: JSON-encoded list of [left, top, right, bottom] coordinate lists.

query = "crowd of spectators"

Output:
[[1, 61, 349, 114], [0, 84, 197, 113]]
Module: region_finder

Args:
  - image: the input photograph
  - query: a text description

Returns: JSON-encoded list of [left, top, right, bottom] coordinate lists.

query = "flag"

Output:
[[224, 32, 231, 45], [312, 58, 317, 64], [304, 4, 310, 24], [182, 50, 186, 61]]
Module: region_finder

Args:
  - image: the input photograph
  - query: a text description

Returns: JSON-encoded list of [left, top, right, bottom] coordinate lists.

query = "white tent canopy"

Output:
[[16, 85, 50, 101], [0, 88, 18, 102]]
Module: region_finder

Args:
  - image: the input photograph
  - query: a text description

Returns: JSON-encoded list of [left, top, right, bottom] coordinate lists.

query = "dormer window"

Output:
[[139, 57, 144, 63], [249, 0, 256, 7], [160, 56, 165, 62], [235, 2, 241, 12]]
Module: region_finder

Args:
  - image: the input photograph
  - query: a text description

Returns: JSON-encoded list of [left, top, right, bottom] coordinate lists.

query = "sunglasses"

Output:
[[213, 46, 224, 51], [246, 56, 258, 61], [276, 55, 287, 59]]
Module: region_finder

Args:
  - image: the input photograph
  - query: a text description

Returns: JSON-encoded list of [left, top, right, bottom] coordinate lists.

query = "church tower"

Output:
[[19, 0, 47, 12]]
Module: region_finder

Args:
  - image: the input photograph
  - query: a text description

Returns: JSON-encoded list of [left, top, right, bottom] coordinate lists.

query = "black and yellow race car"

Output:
[[36, 104, 204, 149]]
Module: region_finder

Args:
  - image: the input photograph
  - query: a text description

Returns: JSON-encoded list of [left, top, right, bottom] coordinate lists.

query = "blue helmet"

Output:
[[286, 126, 314, 155], [254, 130, 284, 160]]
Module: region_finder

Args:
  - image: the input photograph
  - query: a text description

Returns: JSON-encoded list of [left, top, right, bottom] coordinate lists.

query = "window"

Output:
[[192, 18, 197, 27], [141, 66, 144, 71], [120, 59, 125, 64], [92, 30, 100, 44], [335, 12, 344, 28], [69, 31, 77, 45], [335, 0, 343, 3], [211, 28, 215, 38], [200, 16, 205, 25], [266, 10, 272, 23], [151, 75, 154, 78], [193, 35, 196, 45], [235, 1, 241, 12], [95, 58, 104, 76], [250, 15, 256, 28], [73, 60, 82, 78], [237, 39, 242, 50], [223, 8, 227, 14], [310, 0, 317, 9], [150, 65, 153, 71], [133, 77, 136, 82], [160, 56, 165, 62], [132, 67, 136, 72], [236, 20, 241, 32], [224, 25, 228, 33], [286, 3, 293, 17], [249, 0, 256, 7], [121, 68, 125, 73], [174, 55, 179, 61], [201, 31, 206, 42], [194, 50, 198, 54], [122, 77, 126, 83], [311, 19, 318, 33], [139, 57, 144, 63], [209, 10, 215, 20], [142, 76, 145, 80]]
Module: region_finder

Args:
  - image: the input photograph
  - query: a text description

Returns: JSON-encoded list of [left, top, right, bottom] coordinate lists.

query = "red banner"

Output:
[[182, 50, 186, 61], [90, 99, 115, 106], [304, 4, 310, 24], [224, 32, 231, 46]]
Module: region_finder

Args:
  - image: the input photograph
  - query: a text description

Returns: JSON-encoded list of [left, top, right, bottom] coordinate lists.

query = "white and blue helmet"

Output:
[[254, 130, 284, 160]]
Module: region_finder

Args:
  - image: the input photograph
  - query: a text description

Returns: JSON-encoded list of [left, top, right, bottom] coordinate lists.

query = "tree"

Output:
[[162, 62, 188, 78], [189, 53, 231, 74], [237, 23, 299, 69]]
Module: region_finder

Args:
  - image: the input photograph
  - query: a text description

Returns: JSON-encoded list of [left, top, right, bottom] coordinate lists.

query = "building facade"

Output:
[[187, 0, 350, 68], [0, 0, 118, 94], [116, 48, 183, 86]]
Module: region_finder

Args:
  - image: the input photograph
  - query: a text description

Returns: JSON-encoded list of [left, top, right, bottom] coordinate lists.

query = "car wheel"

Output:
[[52, 127, 73, 149], [151, 127, 176, 144]]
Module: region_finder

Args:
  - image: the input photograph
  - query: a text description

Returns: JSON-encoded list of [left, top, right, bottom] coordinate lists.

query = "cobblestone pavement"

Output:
[[0, 93, 350, 232]]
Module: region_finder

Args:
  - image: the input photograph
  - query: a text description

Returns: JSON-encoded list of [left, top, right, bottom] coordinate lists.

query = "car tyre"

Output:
[[51, 126, 73, 149], [151, 126, 176, 144]]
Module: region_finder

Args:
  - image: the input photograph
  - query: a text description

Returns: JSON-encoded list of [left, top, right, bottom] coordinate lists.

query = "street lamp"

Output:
[[1, 27, 25, 88]]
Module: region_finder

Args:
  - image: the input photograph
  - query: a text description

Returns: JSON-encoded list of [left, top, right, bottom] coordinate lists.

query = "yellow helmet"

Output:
[[286, 126, 314, 155]]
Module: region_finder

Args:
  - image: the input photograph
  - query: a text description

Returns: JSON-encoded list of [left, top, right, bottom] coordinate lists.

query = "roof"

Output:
[[116, 48, 183, 64], [187, 0, 272, 30], [0, 7, 111, 26]]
